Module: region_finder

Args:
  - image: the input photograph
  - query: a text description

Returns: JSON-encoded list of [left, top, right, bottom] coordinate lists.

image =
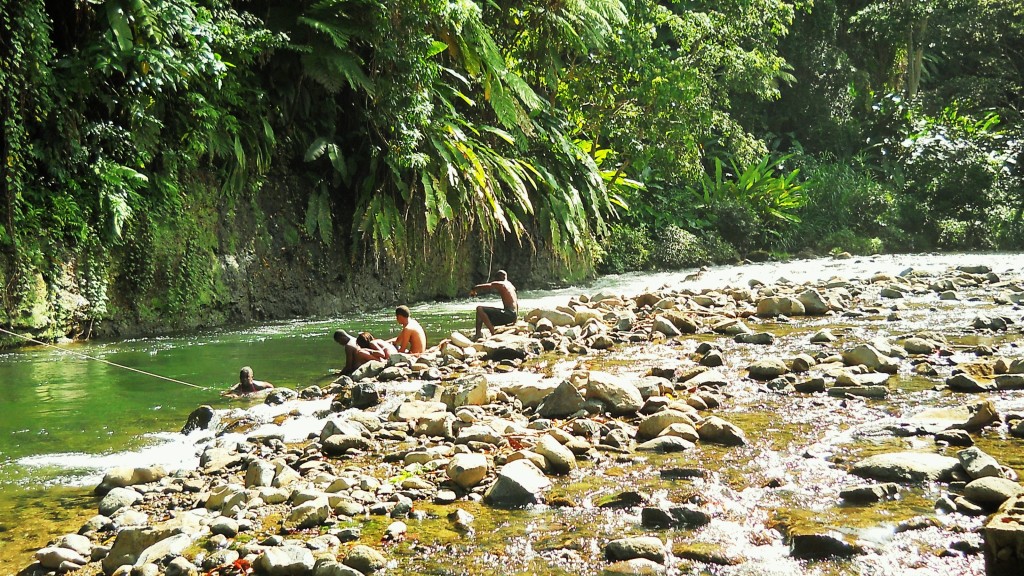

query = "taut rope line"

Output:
[[0, 326, 207, 389]]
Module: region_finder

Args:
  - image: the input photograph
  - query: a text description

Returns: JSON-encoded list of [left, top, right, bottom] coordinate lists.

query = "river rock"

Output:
[[135, 533, 192, 567], [605, 536, 666, 563], [697, 416, 746, 446], [537, 380, 586, 418], [264, 387, 298, 405], [527, 308, 575, 327], [637, 436, 694, 452], [99, 487, 141, 517], [835, 370, 890, 387], [602, 559, 667, 576], [535, 434, 577, 474], [446, 453, 488, 489], [256, 545, 315, 576], [391, 400, 447, 422], [652, 316, 681, 337], [850, 451, 961, 483], [685, 369, 729, 388], [441, 375, 488, 410], [842, 345, 898, 373], [245, 459, 276, 487], [96, 467, 167, 495], [935, 429, 973, 446], [658, 422, 699, 443], [102, 525, 185, 574], [412, 412, 456, 439], [342, 545, 387, 574], [479, 334, 541, 360], [636, 410, 694, 439], [484, 459, 551, 508], [586, 371, 643, 415], [350, 360, 386, 381], [640, 505, 710, 529], [660, 311, 700, 334], [790, 531, 864, 558], [747, 358, 788, 380], [502, 379, 560, 408], [946, 373, 996, 392], [349, 382, 381, 408], [735, 332, 775, 345], [906, 400, 998, 433], [810, 329, 837, 343], [165, 556, 198, 576], [958, 447, 1004, 479], [984, 494, 1024, 575], [323, 434, 375, 455], [996, 374, 1024, 390], [286, 497, 330, 529], [180, 405, 215, 434], [797, 289, 831, 315], [964, 477, 1024, 508], [36, 546, 87, 570], [757, 296, 805, 317], [902, 337, 938, 354], [840, 483, 900, 503], [827, 385, 888, 398]]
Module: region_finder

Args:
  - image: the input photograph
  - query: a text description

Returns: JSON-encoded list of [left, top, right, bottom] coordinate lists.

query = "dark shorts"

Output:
[[482, 307, 517, 326]]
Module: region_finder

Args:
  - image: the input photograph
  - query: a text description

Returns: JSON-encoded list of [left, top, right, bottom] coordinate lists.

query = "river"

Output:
[[1, 252, 1022, 573]]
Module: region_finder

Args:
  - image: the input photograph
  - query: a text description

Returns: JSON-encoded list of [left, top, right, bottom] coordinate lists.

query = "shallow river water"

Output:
[[1, 252, 1023, 575]]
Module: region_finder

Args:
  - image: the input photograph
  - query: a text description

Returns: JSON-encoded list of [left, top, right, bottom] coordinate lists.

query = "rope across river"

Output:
[[0, 326, 207, 389]]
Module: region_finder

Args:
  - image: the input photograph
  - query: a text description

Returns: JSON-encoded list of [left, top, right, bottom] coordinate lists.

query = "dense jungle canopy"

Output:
[[1, 0, 1022, 339]]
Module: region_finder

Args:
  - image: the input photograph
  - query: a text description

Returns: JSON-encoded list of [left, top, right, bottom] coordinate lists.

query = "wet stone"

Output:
[[790, 532, 865, 559], [840, 483, 900, 504]]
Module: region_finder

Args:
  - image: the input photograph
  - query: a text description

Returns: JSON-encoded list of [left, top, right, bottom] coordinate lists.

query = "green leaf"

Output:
[[304, 137, 329, 162], [106, 2, 134, 52]]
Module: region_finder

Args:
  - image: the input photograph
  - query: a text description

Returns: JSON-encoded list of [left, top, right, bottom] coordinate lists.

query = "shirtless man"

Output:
[[393, 305, 426, 354], [470, 269, 518, 340], [225, 366, 274, 396]]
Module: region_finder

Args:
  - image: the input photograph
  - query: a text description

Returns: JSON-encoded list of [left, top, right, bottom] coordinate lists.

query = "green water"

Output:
[[0, 305, 476, 572]]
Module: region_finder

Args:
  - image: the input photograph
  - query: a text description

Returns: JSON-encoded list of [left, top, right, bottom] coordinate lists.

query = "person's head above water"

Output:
[[333, 329, 353, 345], [239, 366, 254, 384], [495, 269, 507, 281]]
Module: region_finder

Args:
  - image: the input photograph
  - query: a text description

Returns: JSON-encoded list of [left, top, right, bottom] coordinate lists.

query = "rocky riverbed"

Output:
[[17, 260, 1024, 576]]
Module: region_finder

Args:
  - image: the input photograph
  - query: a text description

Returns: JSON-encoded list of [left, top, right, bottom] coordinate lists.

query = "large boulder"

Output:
[[536, 381, 586, 418], [842, 345, 899, 373], [756, 296, 805, 317], [102, 525, 185, 574], [906, 400, 999, 433], [446, 453, 489, 489], [984, 494, 1024, 575], [850, 451, 961, 483], [180, 405, 215, 434], [964, 477, 1024, 508], [502, 379, 560, 409], [95, 466, 168, 495], [637, 410, 695, 440], [98, 487, 141, 517], [441, 375, 489, 410], [696, 416, 746, 446], [484, 459, 551, 508], [534, 435, 577, 475], [255, 545, 315, 576], [958, 447, 1004, 479], [585, 371, 643, 416]]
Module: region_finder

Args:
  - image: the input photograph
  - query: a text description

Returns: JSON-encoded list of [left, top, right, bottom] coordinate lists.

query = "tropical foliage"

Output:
[[2, 0, 1023, 337]]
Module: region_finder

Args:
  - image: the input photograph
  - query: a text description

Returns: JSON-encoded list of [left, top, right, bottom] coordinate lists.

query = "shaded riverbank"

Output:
[[6, 253, 1024, 575]]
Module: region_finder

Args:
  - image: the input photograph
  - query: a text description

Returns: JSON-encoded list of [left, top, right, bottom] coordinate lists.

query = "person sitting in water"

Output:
[[469, 269, 518, 340], [392, 305, 426, 355], [225, 366, 274, 395], [356, 331, 397, 362]]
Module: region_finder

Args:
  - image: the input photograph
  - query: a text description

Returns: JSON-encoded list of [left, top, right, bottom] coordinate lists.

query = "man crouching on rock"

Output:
[[470, 269, 518, 340]]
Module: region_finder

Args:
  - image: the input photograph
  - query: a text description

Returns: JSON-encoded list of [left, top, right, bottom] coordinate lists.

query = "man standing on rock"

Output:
[[470, 269, 518, 340]]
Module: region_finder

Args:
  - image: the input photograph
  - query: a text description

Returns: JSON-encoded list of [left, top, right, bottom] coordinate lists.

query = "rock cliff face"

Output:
[[0, 172, 591, 345]]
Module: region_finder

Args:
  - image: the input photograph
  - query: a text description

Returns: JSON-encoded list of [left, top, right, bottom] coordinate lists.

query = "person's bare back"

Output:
[[393, 305, 426, 354]]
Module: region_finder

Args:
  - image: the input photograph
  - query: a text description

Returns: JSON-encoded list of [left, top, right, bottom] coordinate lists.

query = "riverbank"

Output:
[[11, 255, 1024, 575]]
